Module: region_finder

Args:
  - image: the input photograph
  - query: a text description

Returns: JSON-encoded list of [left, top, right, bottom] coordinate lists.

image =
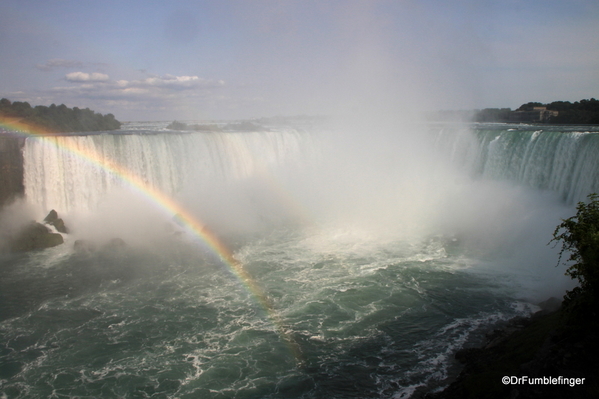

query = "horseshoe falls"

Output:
[[1, 121, 598, 398]]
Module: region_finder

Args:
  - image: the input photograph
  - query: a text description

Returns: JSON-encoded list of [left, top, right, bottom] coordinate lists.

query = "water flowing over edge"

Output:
[[1, 122, 598, 398]]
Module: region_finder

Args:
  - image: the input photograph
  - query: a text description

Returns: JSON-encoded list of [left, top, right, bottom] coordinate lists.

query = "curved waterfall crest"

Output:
[[23, 129, 318, 213], [438, 124, 599, 204], [23, 124, 599, 216], [7, 122, 598, 399]]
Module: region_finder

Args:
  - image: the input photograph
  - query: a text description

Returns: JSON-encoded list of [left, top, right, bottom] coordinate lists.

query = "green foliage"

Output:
[[548, 98, 599, 124], [551, 193, 599, 315], [0, 100, 34, 118], [473, 98, 599, 124], [516, 102, 544, 111], [0, 98, 121, 132], [545, 100, 572, 111]]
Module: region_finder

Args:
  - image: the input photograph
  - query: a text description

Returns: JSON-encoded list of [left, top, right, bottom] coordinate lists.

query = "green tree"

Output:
[[551, 194, 599, 317], [516, 102, 544, 111], [9, 101, 34, 118], [547, 100, 572, 111], [0, 98, 121, 132]]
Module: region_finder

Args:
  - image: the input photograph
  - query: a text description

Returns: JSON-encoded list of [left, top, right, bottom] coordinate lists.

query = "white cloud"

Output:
[[5, 65, 230, 120], [65, 72, 110, 83], [29, 72, 230, 119], [36, 58, 84, 71], [55, 73, 224, 99], [125, 74, 225, 90]]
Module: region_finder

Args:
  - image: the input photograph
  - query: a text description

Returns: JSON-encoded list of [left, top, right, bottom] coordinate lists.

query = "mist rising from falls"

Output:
[[19, 123, 597, 298], [8, 122, 599, 398], [21, 124, 598, 243], [22, 129, 321, 241]]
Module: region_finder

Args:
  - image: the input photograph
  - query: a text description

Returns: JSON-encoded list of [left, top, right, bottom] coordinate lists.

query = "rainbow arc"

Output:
[[0, 118, 303, 363]]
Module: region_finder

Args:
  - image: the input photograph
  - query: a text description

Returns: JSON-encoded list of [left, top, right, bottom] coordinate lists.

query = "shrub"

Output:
[[551, 193, 599, 316]]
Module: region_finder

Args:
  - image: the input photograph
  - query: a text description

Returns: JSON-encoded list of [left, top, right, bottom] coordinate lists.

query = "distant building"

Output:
[[508, 107, 558, 123]]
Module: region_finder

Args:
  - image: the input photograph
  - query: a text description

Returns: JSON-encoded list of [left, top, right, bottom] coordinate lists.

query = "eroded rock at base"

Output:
[[43, 209, 69, 233], [9, 222, 64, 252]]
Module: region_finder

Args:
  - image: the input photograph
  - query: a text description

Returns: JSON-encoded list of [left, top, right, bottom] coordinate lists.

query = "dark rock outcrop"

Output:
[[2, 210, 69, 253], [425, 305, 598, 399], [9, 222, 64, 252], [43, 209, 68, 233], [0, 135, 25, 208], [537, 296, 562, 313]]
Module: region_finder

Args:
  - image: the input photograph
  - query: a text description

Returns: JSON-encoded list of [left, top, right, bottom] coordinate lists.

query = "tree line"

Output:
[[0, 98, 121, 132], [474, 98, 599, 124]]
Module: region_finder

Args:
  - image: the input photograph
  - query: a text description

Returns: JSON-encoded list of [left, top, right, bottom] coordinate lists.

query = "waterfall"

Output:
[[8, 122, 594, 398], [439, 125, 599, 204], [22, 124, 599, 222], [23, 129, 318, 214]]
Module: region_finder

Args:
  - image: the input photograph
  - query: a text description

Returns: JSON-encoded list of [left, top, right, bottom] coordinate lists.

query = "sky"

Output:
[[1, 0, 598, 121]]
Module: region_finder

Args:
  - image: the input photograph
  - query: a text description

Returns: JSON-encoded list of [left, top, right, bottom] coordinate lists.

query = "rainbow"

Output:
[[0, 118, 303, 363]]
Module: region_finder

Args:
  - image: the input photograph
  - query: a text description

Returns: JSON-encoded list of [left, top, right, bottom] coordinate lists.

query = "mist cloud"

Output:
[[65, 72, 110, 83]]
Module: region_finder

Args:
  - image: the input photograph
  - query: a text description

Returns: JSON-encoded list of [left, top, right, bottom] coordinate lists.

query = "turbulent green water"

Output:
[[1, 122, 597, 398], [0, 227, 539, 398]]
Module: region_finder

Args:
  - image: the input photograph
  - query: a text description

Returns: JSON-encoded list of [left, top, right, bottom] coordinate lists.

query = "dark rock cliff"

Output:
[[0, 135, 25, 208]]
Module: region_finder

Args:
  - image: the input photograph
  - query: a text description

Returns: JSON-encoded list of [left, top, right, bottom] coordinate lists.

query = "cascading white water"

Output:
[[23, 128, 319, 215], [23, 124, 599, 219], [21, 123, 599, 246], [5, 121, 599, 399], [436, 124, 599, 204]]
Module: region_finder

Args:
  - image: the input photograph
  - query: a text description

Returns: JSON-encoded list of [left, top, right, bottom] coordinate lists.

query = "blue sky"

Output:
[[1, 0, 598, 121]]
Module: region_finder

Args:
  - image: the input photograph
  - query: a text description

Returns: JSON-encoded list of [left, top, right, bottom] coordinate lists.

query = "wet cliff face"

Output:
[[0, 136, 25, 207]]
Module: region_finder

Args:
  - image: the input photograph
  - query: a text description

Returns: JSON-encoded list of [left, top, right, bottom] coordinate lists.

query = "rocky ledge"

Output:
[[424, 298, 599, 398], [4, 209, 130, 255], [7, 221, 64, 252], [5, 209, 66, 252]]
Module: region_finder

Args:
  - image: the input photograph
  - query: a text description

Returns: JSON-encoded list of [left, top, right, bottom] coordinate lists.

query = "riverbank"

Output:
[[424, 302, 599, 398]]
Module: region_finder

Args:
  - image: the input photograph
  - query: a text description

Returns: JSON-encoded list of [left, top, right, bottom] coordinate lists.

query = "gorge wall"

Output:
[[0, 135, 25, 207]]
